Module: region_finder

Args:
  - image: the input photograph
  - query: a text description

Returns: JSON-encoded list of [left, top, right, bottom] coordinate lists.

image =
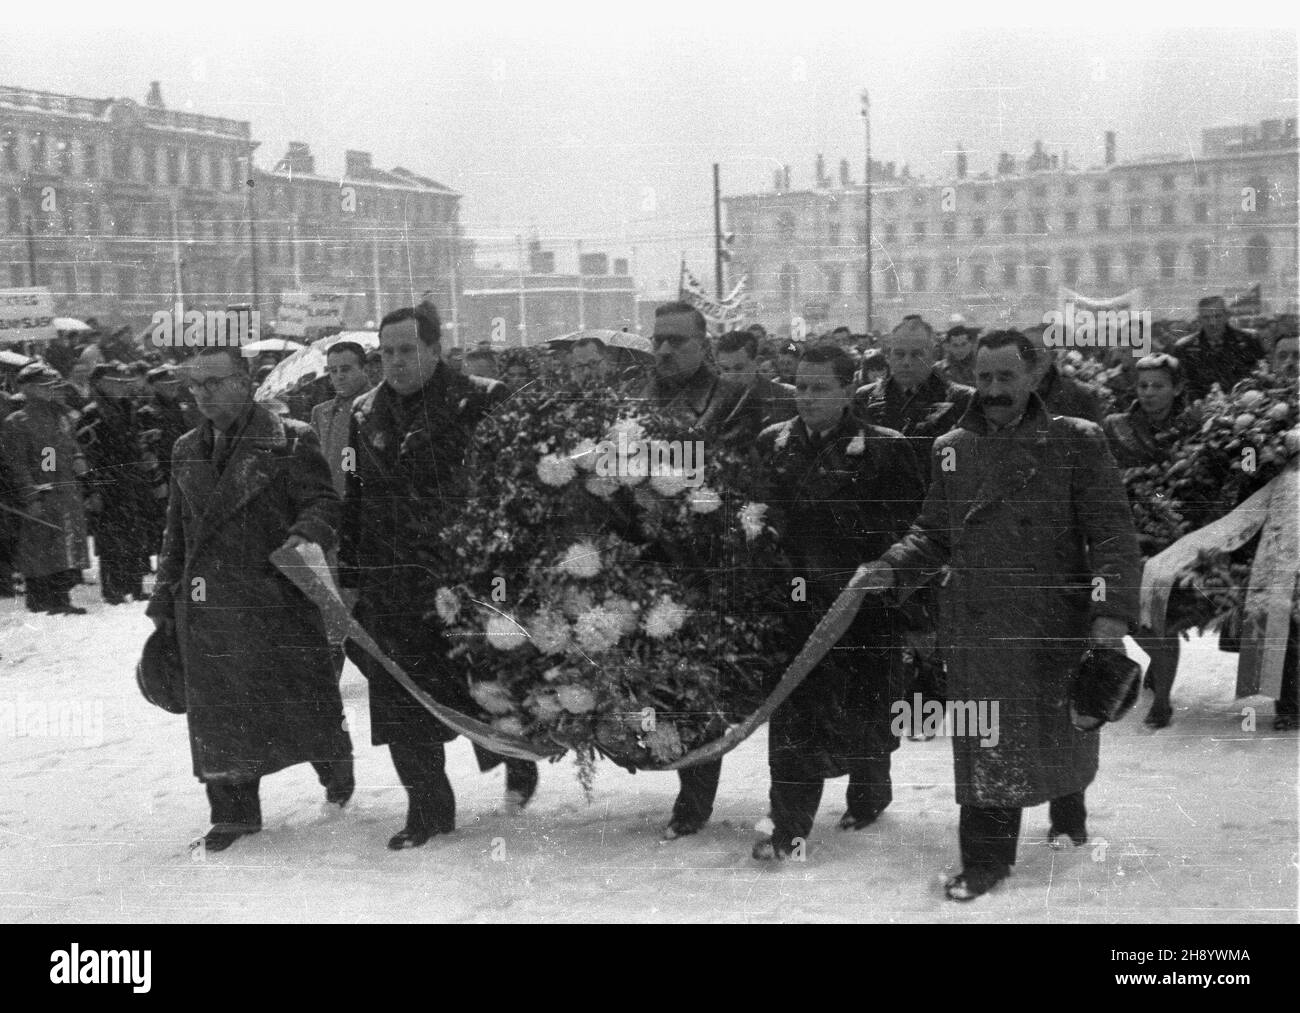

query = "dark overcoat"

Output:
[[77, 396, 154, 562], [854, 371, 974, 490], [756, 412, 924, 779], [0, 398, 89, 578], [145, 404, 352, 783], [881, 395, 1142, 808], [340, 365, 508, 746]]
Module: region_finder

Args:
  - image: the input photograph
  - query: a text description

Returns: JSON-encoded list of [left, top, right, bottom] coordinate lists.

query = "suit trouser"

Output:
[[205, 762, 352, 830], [959, 791, 1087, 870], [770, 753, 892, 848], [671, 760, 723, 826]]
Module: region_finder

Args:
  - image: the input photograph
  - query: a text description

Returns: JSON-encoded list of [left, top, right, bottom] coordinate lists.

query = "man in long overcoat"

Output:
[[854, 330, 1142, 900], [0, 362, 90, 614], [340, 304, 538, 850], [146, 345, 354, 852], [752, 344, 923, 860]]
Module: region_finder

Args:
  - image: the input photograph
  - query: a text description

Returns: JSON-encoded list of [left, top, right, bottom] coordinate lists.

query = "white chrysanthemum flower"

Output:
[[543, 666, 564, 683], [687, 486, 722, 514], [846, 433, 865, 456], [558, 541, 602, 579], [574, 607, 623, 653], [537, 453, 577, 487], [529, 610, 570, 655], [607, 418, 647, 445], [738, 502, 768, 541], [530, 693, 565, 722], [616, 452, 649, 487], [649, 468, 690, 498], [433, 587, 460, 624], [470, 680, 517, 715], [642, 596, 688, 639], [484, 614, 528, 651], [569, 438, 603, 472], [774, 425, 791, 451], [585, 474, 619, 499], [602, 595, 641, 636], [560, 589, 595, 620], [492, 716, 525, 737], [556, 684, 597, 714]]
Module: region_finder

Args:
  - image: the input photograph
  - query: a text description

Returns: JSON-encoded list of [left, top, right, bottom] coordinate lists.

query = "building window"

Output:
[[1129, 206, 1143, 226], [111, 143, 129, 178], [210, 152, 222, 189], [187, 151, 201, 186], [1032, 184, 1046, 198], [775, 213, 796, 242], [1094, 251, 1111, 286], [912, 265, 927, 292], [913, 221, 926, 240], [971, 263, 987, 287], [1162, 174, 1176, 191], [1194, 202, 1208, 223], [1002, 213, 1016, 234], [86, 204, 101, 234], [885, 269, 901, 295], [212, 218, 223, 241], [855, 225, 867, 245], [2, 133, 17, 170], [10, 264, 24, 286], [1064, 211, 1078, 231], [1160, 205, 1175, 225], [942, 219, 956, 237], [56, 141, 73, 175], [1192, 245, 1209, 278], [1246, 234, 1270, 276], [856, 268, 868, 294], [62, 206, 75, 234], [1158, 248, 1176, 279], [1031, 260, 1050, 294], [114, 206, 134, 236], [884, 223, 897, 242], [1033, 211, 1047, 234], [88, 266, 102, 294], [1195, 170, 1209, 186], [1002, 261, 1017, 287], [1065, 181, 1078, 197], [1126, 176, 1142, 192], [166, 148, 180, 184], [971, 217, 985, 237], [1126, 251, 1144, 278], [828, 222, 841, 247], [83, 143, 97, 178], [972, 188, 986, 203], [1063, 256, 1079, 286], [143, 146, 156, 183], [941, 264, 956, 288], [779, 264, 798, 304], [5, 197, 19, 233], [1095, 179, 1110, 195], [118, 267, 136, 298], [63, 265, 77, 296], [30, 132, 46, 172], [826, 267, 842, 296], [1096, 208, 1110, 231]]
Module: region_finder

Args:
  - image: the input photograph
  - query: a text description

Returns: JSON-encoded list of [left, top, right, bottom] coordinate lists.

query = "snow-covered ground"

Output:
[[2, 579, 1296, 924]]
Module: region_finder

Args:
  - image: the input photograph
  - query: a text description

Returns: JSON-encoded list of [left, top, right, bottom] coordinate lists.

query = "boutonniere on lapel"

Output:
[[371, 431, 389, 452], [774, 424, 792, 452], [457, 397, 469, 412], [846, 432, 866, 456]]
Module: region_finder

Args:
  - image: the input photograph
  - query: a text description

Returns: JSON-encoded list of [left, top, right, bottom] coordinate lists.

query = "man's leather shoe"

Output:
[[838, 809, 884, 831], [944, 864, 1010, 901], [1048, 826, 1087, 849], [197, 825, 260, 853], [387, 825, 451, 850], [45, 604, 88, 615], [751, 836, 796, 861], [662, 817, 704, 840]]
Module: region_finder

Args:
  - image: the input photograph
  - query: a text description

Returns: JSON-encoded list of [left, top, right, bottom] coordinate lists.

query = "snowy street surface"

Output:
[[2, 584, 1296, 924]]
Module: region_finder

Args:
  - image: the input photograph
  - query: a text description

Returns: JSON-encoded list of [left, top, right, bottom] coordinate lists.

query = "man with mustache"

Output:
[[851, 330, 1142, 900]]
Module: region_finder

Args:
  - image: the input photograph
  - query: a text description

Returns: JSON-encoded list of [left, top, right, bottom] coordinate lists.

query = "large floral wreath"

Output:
[[421, 383, 794, 787]]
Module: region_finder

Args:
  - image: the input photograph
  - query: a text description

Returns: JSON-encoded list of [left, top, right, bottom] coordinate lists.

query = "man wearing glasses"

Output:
[[146, 344, 354, 853], [642, 302, 763, 839]]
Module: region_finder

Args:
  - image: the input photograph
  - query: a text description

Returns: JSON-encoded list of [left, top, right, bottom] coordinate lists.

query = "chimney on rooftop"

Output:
[[1104, 131, 1116, 166], [956, 146, 968, 179], [839, 158, 851, 187], [283, 142, 314, 175], [815, 153, 827, 188], [345, 150, 373, 178], [145, 81, 164, 109]]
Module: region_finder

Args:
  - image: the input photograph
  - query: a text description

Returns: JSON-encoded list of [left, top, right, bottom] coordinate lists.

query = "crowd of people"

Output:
[[1, 293, 1295, 903]]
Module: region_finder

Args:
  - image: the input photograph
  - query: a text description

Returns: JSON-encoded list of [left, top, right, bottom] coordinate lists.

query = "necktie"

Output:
[[212, 430, 230, 473]]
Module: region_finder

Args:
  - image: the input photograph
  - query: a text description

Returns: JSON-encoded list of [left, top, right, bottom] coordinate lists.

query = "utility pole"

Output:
[[576, 239, 585, 330], [713, 163, 724, 299], [517, 233, 528, 346], [861, 89, 873, 335], [24, 218, 37, 286]]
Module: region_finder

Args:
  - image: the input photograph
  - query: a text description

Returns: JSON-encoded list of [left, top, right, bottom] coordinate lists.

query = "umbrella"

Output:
[[52, 317, 93, 333], [242, 338, 307, 356], [547, 329, 653, 358], [256, 331, 378, 402]]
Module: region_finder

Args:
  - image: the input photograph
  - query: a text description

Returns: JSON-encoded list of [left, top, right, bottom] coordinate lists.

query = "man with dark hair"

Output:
[[775, 341, 801, 385], [0, 362, 90, 614], [751, 343, 923, 859], [714, 329, 797, 428], [77, 362, 154, 603], [137, 364, 193, 557], [363, 349, 384, 387], [465, 347, 500, 381], [1032, 345, 1105, 424], [1174, 296, 1267, 401], [569, 336, 611, 385], [342, 303, 539, 849], [645, 302, 765, 839], [311, 341, 371, 496], [146, 342, 354, 852], [852, 328, 1142, 900], [937, 321, 978, 387]]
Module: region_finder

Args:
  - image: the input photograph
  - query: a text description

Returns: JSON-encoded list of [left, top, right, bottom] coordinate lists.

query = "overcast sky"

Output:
[[4, 3, 1296, 295]]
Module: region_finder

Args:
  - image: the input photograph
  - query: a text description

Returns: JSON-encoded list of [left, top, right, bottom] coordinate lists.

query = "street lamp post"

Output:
[[860, 89, 873, 336]]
